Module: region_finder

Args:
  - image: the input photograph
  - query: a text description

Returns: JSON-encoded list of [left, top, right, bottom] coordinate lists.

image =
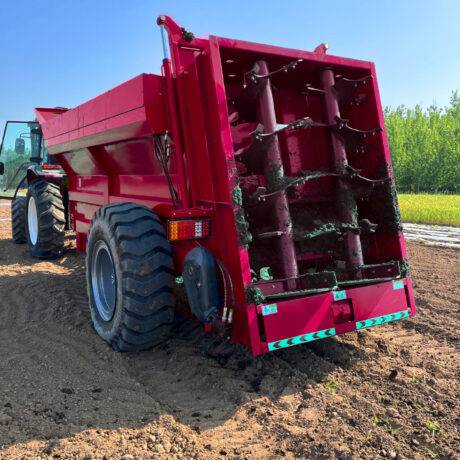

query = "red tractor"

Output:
[[0, 120, 67, 256], [0, 16, 415, 355]]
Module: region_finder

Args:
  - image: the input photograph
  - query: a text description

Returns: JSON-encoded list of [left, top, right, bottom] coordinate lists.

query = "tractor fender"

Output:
[[26, 165, 41, 184], [26, 164, 63, 183]]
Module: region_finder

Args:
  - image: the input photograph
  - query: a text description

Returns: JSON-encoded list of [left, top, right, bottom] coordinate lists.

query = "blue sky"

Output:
[[0, 0, 459, 129]]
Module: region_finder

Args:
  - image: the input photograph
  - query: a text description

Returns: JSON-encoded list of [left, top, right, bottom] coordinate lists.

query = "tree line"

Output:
[[385, 91, 460, 193]]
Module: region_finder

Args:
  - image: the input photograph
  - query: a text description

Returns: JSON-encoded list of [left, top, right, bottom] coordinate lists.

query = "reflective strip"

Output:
[[355, 310, 409, 330], [333, 290, 347, 301], [268, 328, 336, 351], [393, 280, 404, 290], [195, 221, 202, 237], [261, 303, 278, 316]]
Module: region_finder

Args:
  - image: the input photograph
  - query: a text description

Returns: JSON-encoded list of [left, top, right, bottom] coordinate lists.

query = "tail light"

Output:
[[167, 219, 211, 241], [42, 163, 62, 170]]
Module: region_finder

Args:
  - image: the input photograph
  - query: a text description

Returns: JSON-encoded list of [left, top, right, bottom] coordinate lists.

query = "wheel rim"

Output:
[[91, 240, 117, 322], [27, 196, 39, 245]]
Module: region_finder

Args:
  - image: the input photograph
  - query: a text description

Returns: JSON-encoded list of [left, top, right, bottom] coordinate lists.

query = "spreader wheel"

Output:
[[11, 196, 27, 244], [26, 180, 65, 259], [86, 202, 175, 352]]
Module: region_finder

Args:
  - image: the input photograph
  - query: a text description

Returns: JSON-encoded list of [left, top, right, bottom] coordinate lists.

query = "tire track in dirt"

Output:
[[407, 243, 460, 345], [0, 257, 88, 362]]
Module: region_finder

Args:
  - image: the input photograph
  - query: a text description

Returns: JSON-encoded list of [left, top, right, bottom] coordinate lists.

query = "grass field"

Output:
[[398, 193, 460, 226]]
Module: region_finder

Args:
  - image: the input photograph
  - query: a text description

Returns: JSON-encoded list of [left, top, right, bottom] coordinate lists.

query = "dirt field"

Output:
[[0, 199, 458, 460]]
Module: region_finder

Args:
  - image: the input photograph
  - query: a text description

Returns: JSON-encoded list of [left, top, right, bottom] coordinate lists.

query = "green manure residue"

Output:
[[398, 194, 460, 226]]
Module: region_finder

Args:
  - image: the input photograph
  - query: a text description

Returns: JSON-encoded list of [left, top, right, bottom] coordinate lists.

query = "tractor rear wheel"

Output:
[[86, 202, 175, 352], [11, 196, 27, 244], [25, 180, 65, 259]]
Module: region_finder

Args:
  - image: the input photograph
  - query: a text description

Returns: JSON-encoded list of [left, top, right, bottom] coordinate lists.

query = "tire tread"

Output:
[[11, 197, 27, 244], [87, 202, 174, 352], [26, 180, 65, 259]]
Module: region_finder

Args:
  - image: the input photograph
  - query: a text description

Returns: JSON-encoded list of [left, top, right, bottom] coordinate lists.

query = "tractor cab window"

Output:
[[0, 121, 46, 196]]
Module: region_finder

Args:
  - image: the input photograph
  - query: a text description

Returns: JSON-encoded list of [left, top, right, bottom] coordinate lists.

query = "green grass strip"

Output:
[[399, 194, 460, 226]]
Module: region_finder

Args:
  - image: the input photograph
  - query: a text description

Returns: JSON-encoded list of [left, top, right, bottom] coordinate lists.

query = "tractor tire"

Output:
[[11, 196, 27, 244], [86, 202, 175, 352], [25, 180, 65, 259]]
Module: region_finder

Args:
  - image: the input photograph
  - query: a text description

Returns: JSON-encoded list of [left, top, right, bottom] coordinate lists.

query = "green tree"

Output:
[[385, 91, 460, 193]]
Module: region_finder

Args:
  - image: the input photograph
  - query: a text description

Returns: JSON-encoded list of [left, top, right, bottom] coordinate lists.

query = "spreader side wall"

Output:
[[41, 74, 168, 154], [38, 74, 192, 248]]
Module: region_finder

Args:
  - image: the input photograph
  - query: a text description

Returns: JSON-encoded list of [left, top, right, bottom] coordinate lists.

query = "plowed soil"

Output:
[[0, 199, 458, 460]]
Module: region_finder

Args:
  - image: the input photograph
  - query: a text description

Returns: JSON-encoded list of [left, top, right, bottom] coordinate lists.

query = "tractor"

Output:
[[0, 119, 67, 257], [0, 15, 416, 355]]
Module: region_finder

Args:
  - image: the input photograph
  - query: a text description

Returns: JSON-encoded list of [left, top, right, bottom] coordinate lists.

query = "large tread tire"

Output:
[[25, 180, 65, 259], [86, 202, 175, 352], [11, 196, 27, 244]]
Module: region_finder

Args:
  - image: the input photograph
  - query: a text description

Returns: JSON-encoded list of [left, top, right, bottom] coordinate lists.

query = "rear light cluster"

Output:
[[42, 163, 62, 170], [167, 219, 211, 241]]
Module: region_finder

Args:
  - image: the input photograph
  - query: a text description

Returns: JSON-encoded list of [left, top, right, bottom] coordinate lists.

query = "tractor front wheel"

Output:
[[25, 180, 65, 259], [11, 196, 27, 244], [86, 203, 175, 352]]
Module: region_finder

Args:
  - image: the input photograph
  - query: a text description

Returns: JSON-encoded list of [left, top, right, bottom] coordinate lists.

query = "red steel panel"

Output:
[[38, 74, 168, 154], [260, 279, 414, 346]]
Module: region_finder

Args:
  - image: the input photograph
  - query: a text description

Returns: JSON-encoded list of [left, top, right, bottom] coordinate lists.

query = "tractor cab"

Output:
[[0, 121, 49, 196], [0, 120, 63, 198], [1, 120, 67, 250]]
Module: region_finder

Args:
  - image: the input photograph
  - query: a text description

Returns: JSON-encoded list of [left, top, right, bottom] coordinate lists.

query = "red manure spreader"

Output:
[[0, 16, 415, 355]]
